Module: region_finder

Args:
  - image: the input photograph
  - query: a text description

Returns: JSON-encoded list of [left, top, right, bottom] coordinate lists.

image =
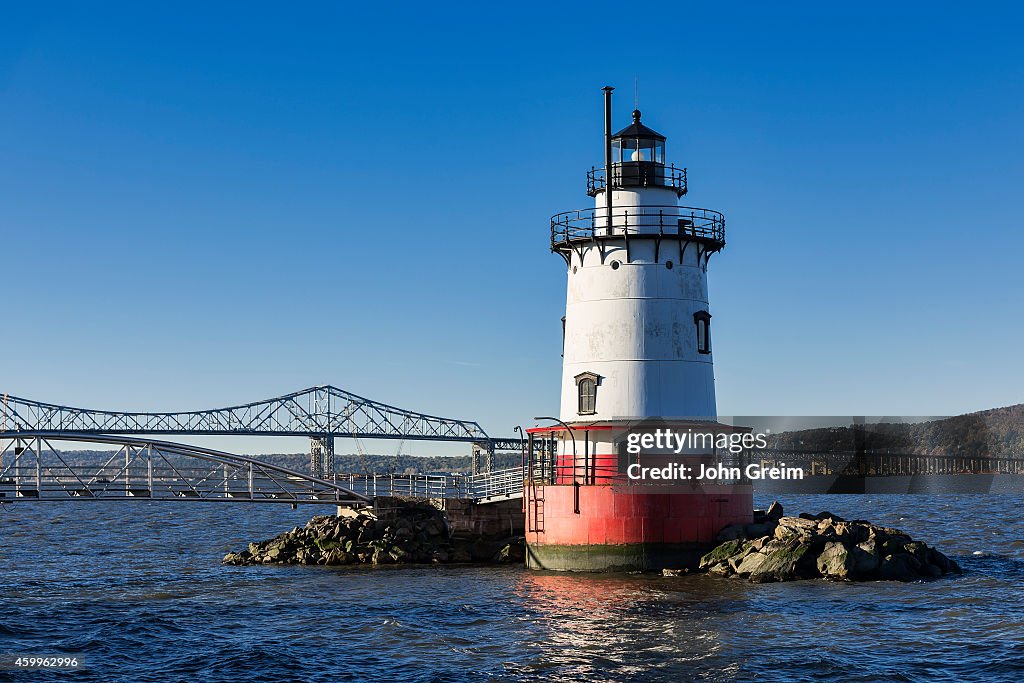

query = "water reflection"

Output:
[[511, 571, 762, 680]]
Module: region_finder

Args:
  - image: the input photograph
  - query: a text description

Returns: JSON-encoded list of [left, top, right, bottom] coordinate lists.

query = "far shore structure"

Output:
[[524, 87, 752, 571]]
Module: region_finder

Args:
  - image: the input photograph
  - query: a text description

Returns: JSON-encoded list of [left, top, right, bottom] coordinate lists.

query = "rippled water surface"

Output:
[[2, 495, 1023, 682]]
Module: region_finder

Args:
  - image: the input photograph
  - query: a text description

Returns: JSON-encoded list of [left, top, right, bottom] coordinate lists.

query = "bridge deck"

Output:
[[0, 432, 525, 505]]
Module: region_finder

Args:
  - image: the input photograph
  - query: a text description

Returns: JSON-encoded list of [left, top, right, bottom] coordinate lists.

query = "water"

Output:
[[2, 495, 1023, 682]]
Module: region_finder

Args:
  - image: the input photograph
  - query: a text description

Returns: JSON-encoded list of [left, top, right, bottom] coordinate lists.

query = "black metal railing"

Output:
[[551, 205, 725, 251], [587, 164, 688, 196]]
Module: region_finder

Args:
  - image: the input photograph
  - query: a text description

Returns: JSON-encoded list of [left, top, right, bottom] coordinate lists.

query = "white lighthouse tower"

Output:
[[525, 86, 749, 572], [556, 88, 723, 425]]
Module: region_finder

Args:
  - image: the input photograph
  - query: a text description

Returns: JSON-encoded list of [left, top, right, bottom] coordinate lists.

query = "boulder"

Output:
[[699, 539, 746, 569], [766, 501, 784, 520], [494, 540, 525, 563], [774, 517, 818, 540], [662, 568, 690, 577], [851, 541, 880, 575], [816, 542, 855, 580], [734, 540, 815, 583], [372, 548, 395, 565], [879, 553, 920, 582], [707, 562, 731, 577]]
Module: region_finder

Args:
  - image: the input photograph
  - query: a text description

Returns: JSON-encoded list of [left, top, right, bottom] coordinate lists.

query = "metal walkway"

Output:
[[333, 467, 525, 503], [0, 432, 370, 505]]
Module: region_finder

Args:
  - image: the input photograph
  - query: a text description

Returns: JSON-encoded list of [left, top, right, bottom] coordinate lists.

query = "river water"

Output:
[[2, 494, 1023, 682]]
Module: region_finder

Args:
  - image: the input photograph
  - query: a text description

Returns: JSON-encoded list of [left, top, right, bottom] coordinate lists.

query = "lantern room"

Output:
[[587, 109, 688, 197], [612, 109, 665, 164]]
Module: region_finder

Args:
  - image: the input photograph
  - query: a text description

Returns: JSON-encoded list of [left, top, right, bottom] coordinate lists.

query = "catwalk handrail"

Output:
[[586, 164, 688, 196], [551, 205, 725, 250], [334, 466, 525, 501]]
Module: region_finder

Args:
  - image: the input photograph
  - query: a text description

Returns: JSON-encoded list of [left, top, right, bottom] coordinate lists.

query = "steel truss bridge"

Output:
[[0, 386, 530, 506]]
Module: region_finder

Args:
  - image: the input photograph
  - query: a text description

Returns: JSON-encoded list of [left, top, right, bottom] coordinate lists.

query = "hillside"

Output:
[[766, 404, 1024, 457]]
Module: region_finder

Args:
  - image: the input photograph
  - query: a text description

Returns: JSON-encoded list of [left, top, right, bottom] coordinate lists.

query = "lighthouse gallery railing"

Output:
[[550, 205, 725, 251]]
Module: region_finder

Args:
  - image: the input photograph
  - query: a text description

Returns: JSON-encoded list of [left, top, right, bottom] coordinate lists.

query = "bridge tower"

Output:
[[525, 87, 753, 571]]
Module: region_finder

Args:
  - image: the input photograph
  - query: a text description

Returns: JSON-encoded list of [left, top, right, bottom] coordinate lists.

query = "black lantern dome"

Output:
[[612, 109, 666, 164], [588, 109, 687, 197]]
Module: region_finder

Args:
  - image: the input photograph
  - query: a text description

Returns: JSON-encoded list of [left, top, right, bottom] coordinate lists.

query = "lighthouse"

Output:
[[525, 87, 753, 571]]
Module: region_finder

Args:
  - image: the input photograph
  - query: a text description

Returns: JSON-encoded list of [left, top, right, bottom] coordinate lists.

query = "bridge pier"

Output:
[[310, 436, 334, 478], [471, 443, 492, 476]]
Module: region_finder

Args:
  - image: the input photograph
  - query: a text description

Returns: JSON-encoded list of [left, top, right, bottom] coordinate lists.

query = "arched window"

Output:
[[575, 372, 599, 415], [694, 311, 712, 355]]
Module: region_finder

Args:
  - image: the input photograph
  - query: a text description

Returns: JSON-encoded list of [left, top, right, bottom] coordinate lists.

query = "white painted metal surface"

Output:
[[559, 183, 718, 423]]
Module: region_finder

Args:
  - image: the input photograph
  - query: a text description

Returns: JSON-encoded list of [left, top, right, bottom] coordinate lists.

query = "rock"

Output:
[[707, 562, 731, 577], [774, 517, 818, 540], [699, 539, 746, 569], [494, 540, 525, 563], [851, 541, 880, 575], [697, 510, 961, 584], [817, 542, 855, 580], [879, 553, 920, 581], [766, 501, 784, 521], [727, 546, 757, 572], [749, 537, 769, 552], [903, 542, 931, 564], [734, 540, 816, 583], [372, 548, 395, 565], [662, 568, 690, 577], [778, 516, 818, 532], [877, 527, 911, 542]]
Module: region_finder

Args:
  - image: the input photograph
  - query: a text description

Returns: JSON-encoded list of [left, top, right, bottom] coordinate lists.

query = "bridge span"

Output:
[[0, 387, 530, 506]]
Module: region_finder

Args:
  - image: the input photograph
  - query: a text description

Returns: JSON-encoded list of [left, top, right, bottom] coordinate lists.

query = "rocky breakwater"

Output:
[[223, 502, 525, 567], [689, 502, 961, 583]]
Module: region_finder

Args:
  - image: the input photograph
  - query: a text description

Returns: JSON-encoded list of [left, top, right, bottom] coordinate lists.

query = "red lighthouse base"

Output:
[[525, 483, 753, 572]]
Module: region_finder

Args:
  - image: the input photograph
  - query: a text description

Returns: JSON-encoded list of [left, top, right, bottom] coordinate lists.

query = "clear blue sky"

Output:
[[2, 2, 1022, 455]]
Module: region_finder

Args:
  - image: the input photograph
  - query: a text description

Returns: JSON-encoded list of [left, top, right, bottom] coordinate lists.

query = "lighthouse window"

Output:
[[575, 372, 599, 415], [694, 311, 712, 355], [616, 137, 661, 164]]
